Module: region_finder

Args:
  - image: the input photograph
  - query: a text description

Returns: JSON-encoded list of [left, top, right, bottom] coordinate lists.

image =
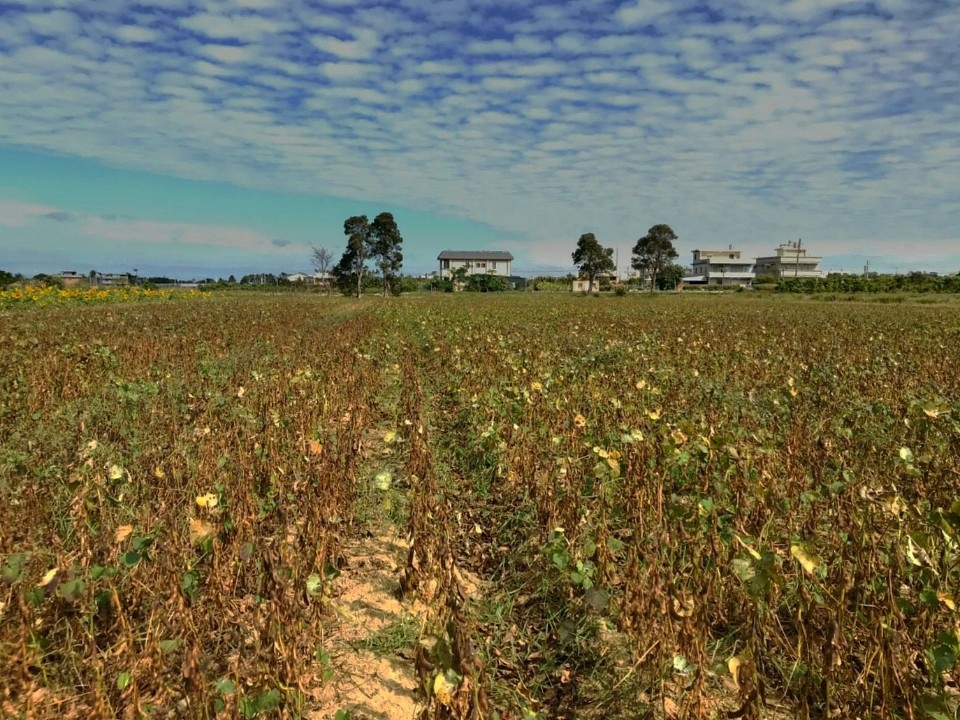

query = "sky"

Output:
[[1, 0, 959, 279]]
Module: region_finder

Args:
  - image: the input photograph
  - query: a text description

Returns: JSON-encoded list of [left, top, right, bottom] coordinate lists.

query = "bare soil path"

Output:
[[309, 527, 423, 720]]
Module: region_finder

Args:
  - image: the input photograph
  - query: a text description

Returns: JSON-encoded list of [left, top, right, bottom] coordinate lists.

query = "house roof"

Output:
[[437, 250, 513, 261]]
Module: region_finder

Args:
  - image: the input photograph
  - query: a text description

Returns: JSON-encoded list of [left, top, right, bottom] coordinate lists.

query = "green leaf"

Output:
[[930, 642, 958, 675], [181, 570, 199, 600], [120, 550, 142, 568], [159, 639, 180, 654], [131, 535, 154, 552], [731, 557, 754, 583], [2, 552, 28, 585], [583, 538, 597, 558], [215, 678, 236, 695], [117, 671, 131, 691], [56, 578, 86, 602], [334, 710, 353, 720], [306, 573, 322, 597], [253, 688, 282, 713], [920, 588, 939, 609]]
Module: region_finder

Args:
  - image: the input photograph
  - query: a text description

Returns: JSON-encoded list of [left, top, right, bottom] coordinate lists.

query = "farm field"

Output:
[[2, 292, 960, 719]]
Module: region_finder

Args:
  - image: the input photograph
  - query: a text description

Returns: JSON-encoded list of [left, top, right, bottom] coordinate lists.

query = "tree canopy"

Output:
[[332, 213, 404, 297], [632, 224, 679, 292], [572, 232, 615, 294], [333, 215, 371, 297], [656, 263, 685, 291], [369, 212, 403, 296]]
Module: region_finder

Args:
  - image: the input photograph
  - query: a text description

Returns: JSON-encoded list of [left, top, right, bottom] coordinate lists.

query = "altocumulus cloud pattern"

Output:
[[0, 0, 959, 271]]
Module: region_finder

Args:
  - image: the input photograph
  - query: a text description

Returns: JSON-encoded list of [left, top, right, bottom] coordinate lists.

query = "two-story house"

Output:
[[683, 248, 755, 287], [437, 251, 513, 279]]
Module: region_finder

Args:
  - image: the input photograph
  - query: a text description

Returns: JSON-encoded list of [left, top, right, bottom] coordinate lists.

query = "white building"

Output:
[[682, 247, 755, 287], [437, 250, 513, 278], [754, 242, 823, 279], [282, 272, 333, 284]]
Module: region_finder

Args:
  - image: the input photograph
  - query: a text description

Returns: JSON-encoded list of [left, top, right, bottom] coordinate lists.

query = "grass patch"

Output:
[[359, 616, 421, 657]]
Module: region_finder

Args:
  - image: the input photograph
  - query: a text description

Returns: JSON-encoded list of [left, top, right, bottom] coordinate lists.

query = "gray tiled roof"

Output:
[[437, 250, 513, 261]]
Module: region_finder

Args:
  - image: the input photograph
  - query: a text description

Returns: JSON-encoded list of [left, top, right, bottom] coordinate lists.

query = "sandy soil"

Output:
[[308, 529, 423, 720]]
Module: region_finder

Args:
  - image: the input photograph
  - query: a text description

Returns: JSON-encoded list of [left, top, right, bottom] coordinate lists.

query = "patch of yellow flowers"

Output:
[[0, 284, 203, 308]]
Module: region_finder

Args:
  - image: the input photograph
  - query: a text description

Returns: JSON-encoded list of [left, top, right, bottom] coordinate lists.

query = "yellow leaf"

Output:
[[108, 464, 124, 481], [790, 544, 819, 574], [236, 386, 245, 398], [115, 525, 134, 543], [573, 413, 586, 428], [789, 386, 798, 398], [189, 518, 216, 545], [530, 381, 542, 391], [433, 672, 457, 708], [38, 568, 58, 587], [938, 592, 957, 611], [648, 408, 661, 421], [153, 466, 166, 480], [923, 403, 949, 419], [736, 536, 762, 560], [727, 656, 742, 689], [383, 429, 397, 444], [308, 439, 323, 456], [635, 380, 647, 390], [195, 493, 218, 509]]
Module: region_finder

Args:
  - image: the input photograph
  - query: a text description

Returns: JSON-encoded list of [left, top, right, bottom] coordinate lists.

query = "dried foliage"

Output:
[[380, 294, 960, 719], [1, 297, 376, 718], [3, 292, 960, 720]]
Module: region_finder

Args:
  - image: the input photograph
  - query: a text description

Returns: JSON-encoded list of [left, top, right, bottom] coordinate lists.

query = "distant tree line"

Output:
[[775, 272, 960, 294]]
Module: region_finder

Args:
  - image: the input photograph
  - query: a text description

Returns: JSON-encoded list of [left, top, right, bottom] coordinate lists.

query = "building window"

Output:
[[491, 261, 497, 270], [442, 259, 449, 269]]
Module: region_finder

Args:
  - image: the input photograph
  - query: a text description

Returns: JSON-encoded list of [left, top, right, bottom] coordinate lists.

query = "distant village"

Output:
[[3, 240, 955, 295]]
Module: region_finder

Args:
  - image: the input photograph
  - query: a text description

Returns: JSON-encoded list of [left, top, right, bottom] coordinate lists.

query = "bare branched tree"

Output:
[[311, 245, 333, 295]]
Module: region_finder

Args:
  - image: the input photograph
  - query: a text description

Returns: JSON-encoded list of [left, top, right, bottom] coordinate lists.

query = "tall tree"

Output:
[[656, 263, 685, 291], [369, 212, 404, 296], [311, 245, 333, 295], [632, 224, 678, 293], [333, 215, 371, 297], [571, 232, 615, 295]]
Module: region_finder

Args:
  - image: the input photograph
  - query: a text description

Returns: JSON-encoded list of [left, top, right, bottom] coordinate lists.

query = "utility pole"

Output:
[[794, 238, 801, 279]]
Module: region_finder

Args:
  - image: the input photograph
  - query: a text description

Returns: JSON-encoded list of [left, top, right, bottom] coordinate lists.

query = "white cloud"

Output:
[[320, 61, 372, 81], [0, 200, 58, 227], [115, 25, 159, 44], [0, 0, 958, 273], [80, 216, 279, 250], [615, 0, 674, 27], [182, 12, 289, 41], [198, 44, 255, 63]]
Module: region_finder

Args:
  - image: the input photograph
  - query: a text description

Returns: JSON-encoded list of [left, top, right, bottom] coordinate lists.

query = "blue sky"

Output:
[[1, 0, 958, 278]]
